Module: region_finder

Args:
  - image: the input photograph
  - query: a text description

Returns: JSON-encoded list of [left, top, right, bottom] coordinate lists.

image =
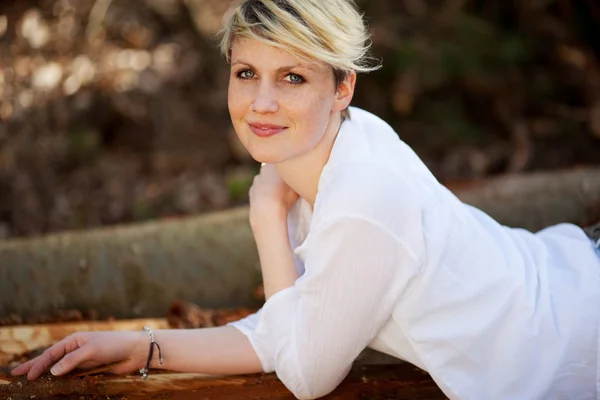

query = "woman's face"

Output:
[[228, 37, 352, 164]]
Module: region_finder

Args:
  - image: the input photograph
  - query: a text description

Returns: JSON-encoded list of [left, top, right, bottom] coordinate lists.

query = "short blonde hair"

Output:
[[220, 0, 380, 89]]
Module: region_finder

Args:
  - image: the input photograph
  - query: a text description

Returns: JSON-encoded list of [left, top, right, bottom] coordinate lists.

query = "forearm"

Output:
[[252, 219, 299, 299], [146, 326, 263, 375]]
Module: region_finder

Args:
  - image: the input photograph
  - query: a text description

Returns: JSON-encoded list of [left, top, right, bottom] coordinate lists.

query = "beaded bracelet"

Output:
[[139, 326, 163, 380]]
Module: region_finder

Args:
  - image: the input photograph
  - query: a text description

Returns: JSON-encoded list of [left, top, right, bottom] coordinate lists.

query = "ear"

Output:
[[333, 72, 356, 112]]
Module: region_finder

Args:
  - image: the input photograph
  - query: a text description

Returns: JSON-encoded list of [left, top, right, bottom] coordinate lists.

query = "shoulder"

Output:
[[318, 106, 425, 220], [315, 162, 423, 231], [345, 107, 399, 141], [312, 107, 435, 239], [310, 162, 427, 265], [319, 162, 403, 202], [347, 106, 394, 129]]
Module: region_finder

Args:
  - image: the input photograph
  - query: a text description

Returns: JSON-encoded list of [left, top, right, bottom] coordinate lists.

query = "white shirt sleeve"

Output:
[[230, 215, 420, 399]]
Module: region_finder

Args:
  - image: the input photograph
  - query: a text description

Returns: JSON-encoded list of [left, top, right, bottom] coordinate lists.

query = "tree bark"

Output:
[[0, 207, 263, 319]]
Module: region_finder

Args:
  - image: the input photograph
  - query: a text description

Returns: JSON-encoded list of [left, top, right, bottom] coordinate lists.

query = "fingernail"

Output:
[[50, 364, 62, 376]]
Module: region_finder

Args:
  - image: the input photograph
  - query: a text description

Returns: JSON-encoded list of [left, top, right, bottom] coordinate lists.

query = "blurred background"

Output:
[[1, 0, 599, 239]]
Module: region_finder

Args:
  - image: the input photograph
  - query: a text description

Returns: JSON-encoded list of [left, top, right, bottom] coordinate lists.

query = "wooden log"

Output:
[[0, 168, 599, 319], [0, 207, 263, 319], [0, 364, 445, 399], [450, 167, 600, 230]]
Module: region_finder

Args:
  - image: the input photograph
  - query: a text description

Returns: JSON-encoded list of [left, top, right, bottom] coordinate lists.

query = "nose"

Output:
[[251, 81, 279, 114]]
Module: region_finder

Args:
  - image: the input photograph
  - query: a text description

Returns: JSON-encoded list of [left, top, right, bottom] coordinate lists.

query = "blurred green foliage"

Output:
[[67, 127, 101, 165]]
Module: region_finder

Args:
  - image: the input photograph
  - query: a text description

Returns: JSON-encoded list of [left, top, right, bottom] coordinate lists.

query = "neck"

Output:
[[276, 112, 342, 208]]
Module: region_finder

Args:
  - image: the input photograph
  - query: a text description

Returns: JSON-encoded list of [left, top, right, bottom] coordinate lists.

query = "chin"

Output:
[[244, 137, 309, 165], [249, 151, 288, 164]]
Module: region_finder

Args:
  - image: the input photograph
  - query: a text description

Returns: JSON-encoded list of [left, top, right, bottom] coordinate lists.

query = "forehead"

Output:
[[231, 37, 325, 71]]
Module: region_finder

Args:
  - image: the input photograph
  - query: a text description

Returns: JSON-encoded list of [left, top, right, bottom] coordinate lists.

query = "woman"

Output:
[[12, 0, 600, 399]]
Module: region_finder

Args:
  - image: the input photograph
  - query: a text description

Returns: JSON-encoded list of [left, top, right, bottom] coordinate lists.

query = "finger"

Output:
[[26, 352, 59, 380], [49, 346, 93, 377], [27, 335, 82, 380], [11, 359, 36, 376]]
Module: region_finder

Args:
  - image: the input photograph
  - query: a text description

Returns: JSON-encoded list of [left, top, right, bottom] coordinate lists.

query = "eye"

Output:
[[285, 73, 305, 84], [236, 69, 255, 79]]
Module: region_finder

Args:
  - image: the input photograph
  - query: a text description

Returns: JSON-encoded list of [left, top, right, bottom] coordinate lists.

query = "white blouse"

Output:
[[229, 107, 600, 400]]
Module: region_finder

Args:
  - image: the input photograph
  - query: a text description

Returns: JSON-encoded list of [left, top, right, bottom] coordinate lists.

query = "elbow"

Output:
[[278, 367, 345, 400], [295, 393, 324, 400], [287, 383, 336, 400]]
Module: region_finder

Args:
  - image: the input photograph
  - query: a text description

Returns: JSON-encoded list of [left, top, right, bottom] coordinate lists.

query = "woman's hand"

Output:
[[248, 164, 300, 299], [249, 163, 298, 228], [11, 330, 148, 380]]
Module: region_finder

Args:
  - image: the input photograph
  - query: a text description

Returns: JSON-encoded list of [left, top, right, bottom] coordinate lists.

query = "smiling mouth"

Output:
[[248, 123, 287, 138]]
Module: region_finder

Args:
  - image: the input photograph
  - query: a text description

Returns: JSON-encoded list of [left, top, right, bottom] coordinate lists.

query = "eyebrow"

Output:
[[231, 60, 316, 73]]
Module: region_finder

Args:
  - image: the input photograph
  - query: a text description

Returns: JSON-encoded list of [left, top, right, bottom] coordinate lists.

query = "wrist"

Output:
[[134, 328, 163, 372], [249, 202, 289, 231], [133, 330, 150, 370]]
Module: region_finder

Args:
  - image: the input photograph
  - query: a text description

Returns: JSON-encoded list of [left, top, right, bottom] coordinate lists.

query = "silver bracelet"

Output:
[[139, 326, 163, 380]]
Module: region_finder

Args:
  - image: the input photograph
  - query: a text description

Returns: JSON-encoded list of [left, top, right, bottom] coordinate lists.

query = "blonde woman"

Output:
[[12, 1, 600, 399]]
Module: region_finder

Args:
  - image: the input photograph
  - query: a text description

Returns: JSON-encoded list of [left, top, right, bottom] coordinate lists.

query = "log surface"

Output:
[[0, 207, 262, 319], [0, 364, 445, 400]]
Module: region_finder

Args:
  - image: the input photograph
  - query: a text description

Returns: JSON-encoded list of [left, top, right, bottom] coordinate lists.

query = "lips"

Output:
[[248, 122, 287, 138]]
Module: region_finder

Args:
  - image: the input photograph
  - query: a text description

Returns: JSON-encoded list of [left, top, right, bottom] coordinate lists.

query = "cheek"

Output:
[[286, 93, 335, 148], [227, 81, 250, 116], [295, 90, 335, 126], [227, 85, 239, 114], [287, 86, 334, 116]]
